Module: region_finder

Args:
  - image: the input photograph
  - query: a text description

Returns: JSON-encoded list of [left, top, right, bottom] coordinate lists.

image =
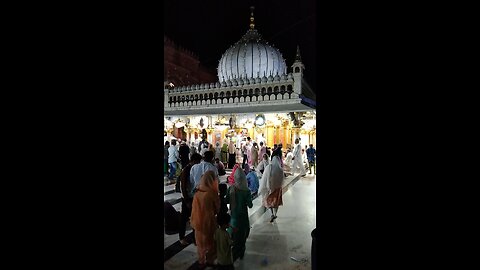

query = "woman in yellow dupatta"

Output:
[[191, 170, 220, 268]]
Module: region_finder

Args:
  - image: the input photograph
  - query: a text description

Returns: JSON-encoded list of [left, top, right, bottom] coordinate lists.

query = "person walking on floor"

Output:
[[302, 148, 309, 172], [228, 140, 236, 169], [250, 142, 259, 168], [178, 153, 202, 246], [215, 142, 222, 161], [291, 139, 307, 177], [306, 144, 316, 175], [168, 139, 180, 180], [245, 166, 259, 197], [214, 213, 234, 270], [213, 213, 234, 270], [226, 168, 253, 261], [259, 156, 285, 223], [241, 141, 249, 169], [191, 170, 220, 269], [258, 141, 266, 165], [246, 137, 253, 168]]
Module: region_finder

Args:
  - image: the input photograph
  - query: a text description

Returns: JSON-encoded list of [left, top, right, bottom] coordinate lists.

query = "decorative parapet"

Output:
[[167, 73, 297, 94], [164, 73, 300, 109]]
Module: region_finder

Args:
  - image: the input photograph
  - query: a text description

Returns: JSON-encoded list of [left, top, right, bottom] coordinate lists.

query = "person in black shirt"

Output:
[[176, 141, 191, 192], [266, 147, 271, 157], [271, 143, 283, 161], [179, 141, 191, 168]]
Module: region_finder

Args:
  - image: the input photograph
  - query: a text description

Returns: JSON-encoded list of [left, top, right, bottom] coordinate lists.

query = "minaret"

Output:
[[292, 45, 305, 95]]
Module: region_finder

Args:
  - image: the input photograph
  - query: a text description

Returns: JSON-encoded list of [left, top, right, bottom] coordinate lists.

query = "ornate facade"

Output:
[[164, 8, 316, 148]]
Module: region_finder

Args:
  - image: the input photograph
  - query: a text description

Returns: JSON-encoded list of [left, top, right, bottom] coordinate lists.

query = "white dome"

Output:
[[217, 29, 287, 82]]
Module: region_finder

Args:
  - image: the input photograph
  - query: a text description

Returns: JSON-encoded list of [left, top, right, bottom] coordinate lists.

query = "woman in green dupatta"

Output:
[[226, 168, 253, 261]]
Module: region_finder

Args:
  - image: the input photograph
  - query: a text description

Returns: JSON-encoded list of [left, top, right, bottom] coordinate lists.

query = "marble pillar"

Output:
[[266, 125, 274, 147]]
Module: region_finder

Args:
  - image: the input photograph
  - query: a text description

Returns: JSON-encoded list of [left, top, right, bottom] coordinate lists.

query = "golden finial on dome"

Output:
[[249, 6, 255, 29]]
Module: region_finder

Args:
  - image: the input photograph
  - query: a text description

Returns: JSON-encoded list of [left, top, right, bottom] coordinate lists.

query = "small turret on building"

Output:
[[292, 45, 305, 95]]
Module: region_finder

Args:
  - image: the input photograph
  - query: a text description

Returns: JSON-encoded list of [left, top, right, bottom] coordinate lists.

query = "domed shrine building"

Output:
[[164, 9, 316, 149]]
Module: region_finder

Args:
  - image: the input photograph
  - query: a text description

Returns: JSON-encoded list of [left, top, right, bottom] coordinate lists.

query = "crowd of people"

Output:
[[166, 136, 315, 175], [164, 135, 316, 269]]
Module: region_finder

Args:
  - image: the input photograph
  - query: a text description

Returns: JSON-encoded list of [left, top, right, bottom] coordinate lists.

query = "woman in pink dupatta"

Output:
[[191, 170, 220, 268], [227, 163, 240, 184]]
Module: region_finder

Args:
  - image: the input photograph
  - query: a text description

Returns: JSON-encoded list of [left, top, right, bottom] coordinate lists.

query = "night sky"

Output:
[[164, 0, 317, 90]]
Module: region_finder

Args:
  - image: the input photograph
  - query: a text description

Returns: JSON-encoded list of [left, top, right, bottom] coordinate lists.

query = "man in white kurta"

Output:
[[284, 149, 294, 172], [256, 133, 265, 146], [292, 139, 307, 176]]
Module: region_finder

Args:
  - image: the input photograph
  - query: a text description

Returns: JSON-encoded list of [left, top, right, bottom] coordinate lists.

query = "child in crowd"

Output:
[[214, 213, 234, 269], [219, 183, 229, 215], [246, 167, 259, 197]]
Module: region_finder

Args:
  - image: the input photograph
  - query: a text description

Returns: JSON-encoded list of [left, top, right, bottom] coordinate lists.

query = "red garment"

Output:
[[227, 164, 240, 184], [263, 188, 283, 208]]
